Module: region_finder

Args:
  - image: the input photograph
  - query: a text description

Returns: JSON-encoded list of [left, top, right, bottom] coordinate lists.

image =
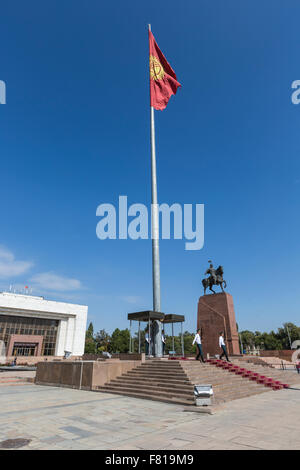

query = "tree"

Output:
[[183, 331, 197, 356], [84, 322, 96, 353], [277, 323, 300, 349], [86, 322, 94, 340], [165, 334, 181, 354], [95, 329, 111, 352], [260, 331, 282, 350], [132, 329, 146, 353], [240, 330, 256, 349], [110, 328, 130, 353], [84, 337, 96, 354]]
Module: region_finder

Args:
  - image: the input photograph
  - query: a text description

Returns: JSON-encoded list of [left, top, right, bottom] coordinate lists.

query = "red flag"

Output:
[[149, 31, 181, 111]]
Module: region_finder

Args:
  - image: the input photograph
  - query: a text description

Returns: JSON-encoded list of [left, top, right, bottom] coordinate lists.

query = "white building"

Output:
[[0, 292, 88, 357]]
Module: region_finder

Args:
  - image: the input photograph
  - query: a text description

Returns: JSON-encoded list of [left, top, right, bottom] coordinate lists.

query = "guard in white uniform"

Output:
[[192, 328, 205, 363], [219, 331, 230, 362]]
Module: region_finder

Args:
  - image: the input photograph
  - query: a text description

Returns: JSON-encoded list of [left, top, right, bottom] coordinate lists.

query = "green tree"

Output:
[[86, 322, 94, 340], [165, 334, 181, 354], [260, 331, 282, 350], [84, 337, 96, 354], [132, 329, 146, 353], [240, 330, 256, 349], [95, 329, 111, 352], [277, 323, 300, 349], [84, 322, 96, 353], [183, 331, 197, 356], [110, 328, 130, 353]]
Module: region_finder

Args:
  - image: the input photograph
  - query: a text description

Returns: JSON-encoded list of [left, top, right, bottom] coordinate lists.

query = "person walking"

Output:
[[296, 361, 300, 374], [219, 331, 230, 362], [192, 328, 205, 363]]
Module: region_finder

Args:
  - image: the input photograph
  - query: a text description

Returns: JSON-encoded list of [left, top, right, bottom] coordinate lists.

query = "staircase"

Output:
[[95, 359, 274, 406], [237, 356, 296, 370], [96, 360, 194, 405], [181, 361, 270, 403], [223, 358, 300, 387]]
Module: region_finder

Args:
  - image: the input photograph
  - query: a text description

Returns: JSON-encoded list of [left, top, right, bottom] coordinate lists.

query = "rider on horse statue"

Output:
[[202, 260, 227, 295], [205, 262, 217, 285]]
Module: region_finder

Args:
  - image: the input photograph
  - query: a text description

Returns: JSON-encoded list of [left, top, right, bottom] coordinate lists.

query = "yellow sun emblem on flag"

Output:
[[150, 55, 165, 80]]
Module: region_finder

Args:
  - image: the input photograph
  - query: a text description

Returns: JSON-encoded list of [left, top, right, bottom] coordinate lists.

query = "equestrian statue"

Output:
[[202, 260, 227, 295]]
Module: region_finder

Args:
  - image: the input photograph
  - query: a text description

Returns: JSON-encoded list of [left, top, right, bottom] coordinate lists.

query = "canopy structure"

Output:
[[127, 311, 185, 357], [127, 311, 164, 322]]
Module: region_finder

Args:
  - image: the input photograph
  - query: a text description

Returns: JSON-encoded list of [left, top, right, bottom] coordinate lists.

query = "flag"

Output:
[[149, 31, 181, 110]]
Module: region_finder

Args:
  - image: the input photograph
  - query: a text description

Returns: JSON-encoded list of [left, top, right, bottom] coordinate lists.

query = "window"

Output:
[[0, 314, 59, 355]]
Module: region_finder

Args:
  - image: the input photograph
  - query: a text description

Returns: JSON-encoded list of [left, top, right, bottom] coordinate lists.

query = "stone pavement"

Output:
[[0, 380, 299, 450]]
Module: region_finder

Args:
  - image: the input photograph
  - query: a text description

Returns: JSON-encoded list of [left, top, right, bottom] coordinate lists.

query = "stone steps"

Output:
[[207, 359, 300, 391], [111, 376, 192, 387], [112, 375, 250, 389], [99, 382, 194, 398], [109, 379, 193, 391], [97, 382, 267, 406], [95, 359, 274, 406], [115, 377, 191, 386], [125, 372, 189, 380], [108, 379, 264, 395], [95, 387, 194, 406], [229, 361, 300, 385]]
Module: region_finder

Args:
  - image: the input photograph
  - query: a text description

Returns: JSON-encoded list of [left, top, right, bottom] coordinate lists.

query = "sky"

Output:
[[0, 0, 300, 336]]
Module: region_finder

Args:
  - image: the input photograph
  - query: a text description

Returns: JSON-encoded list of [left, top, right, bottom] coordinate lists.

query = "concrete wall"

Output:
[[36, 361, 94, 390], [35, 360, 142, 390], [259, 350, 294, 361]]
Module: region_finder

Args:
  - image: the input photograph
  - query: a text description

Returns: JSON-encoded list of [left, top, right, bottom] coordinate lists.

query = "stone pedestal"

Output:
[[197, 292, 240, 357]]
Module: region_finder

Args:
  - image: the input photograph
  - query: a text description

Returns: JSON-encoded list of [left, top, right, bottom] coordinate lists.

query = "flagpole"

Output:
[[150, 105, 161, 312], [149, 23, 162, 357]]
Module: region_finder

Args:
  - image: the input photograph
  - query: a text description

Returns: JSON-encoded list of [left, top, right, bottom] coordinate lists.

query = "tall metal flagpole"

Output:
[[149, 24, 162, 357]]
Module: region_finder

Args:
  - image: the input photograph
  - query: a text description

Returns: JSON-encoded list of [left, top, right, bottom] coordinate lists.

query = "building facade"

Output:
[[0, 292, 88, 357]]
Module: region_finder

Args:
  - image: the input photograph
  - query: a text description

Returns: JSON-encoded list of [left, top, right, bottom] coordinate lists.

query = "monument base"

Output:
[[197, 292, 240, 357]]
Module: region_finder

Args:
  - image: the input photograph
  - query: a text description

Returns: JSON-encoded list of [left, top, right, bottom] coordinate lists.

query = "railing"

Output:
[[279, 361, 299, 371]]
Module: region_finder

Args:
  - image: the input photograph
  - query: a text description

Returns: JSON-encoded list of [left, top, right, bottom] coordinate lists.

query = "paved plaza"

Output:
[[0, 371, 300, 450]]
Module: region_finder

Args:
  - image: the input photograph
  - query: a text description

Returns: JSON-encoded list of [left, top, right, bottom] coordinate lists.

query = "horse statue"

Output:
[[202, 265, 227, 295]]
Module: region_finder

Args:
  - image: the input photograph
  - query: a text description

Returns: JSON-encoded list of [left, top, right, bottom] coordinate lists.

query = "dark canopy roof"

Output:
[[127, 311, 164, 322], [163, 314, 185, 324], [127, 311, 185, 323]]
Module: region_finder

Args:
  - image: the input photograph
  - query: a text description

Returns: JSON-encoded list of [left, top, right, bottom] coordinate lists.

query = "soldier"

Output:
[[192, 328, 205, 363], [219, 331, 230, 362]]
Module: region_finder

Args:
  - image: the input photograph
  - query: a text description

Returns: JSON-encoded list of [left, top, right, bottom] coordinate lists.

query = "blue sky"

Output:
[[1, 0, 300, 336]]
